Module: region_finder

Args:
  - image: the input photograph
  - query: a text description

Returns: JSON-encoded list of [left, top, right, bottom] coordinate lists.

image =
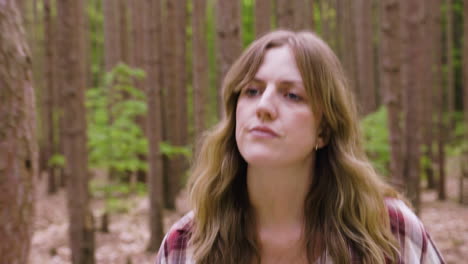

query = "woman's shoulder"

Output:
[[384, 198, 445, 263], [155, 211, 195, 264]]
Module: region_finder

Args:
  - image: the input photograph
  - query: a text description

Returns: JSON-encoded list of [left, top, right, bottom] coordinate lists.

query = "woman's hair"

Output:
[[188, 30, 400, 264]]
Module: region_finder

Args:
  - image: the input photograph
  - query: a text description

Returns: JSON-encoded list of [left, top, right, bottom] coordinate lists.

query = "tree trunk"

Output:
[[216, 0, 242, 117], [354, 0, 376, 116], [255, 0, 271, 37], [295, 0, 314, 30], [381, 0, 403, 190], [43, 0, 57, 194], [401, 0, 426, 213], [56, 0, 95, 262], [424, 0, 442, 190], [460, 0, 468, 205], [446, 0, 455, 131], [275, 0, 295, 29], [118, 0, 129, 64], [0, 1, 38, 262], [103, 0, 120, 71], [164, 0, 188, 209], [144, 0, 165, 251], [339, 0, 358, 99], [193, 0, 209, 140], [319, 0, 334, 50]]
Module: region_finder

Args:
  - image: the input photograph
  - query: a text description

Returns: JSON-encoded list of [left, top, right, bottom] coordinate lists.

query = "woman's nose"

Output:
[[256, 87, 277, 121]]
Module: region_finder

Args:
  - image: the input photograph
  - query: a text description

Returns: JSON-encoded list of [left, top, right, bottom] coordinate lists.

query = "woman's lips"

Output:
[[250, 126, 279, 138]]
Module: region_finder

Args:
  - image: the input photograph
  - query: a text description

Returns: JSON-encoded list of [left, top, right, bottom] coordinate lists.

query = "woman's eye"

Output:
[[285, 92, 302, 101], [244, 88, 260, 96]]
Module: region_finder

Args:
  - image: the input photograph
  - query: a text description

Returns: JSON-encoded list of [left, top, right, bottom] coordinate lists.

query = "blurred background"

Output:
[[1, 0, 467, 263]]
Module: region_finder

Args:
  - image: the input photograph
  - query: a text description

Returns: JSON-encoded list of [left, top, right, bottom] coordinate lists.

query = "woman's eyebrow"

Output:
[[252, 78, 303, 86]]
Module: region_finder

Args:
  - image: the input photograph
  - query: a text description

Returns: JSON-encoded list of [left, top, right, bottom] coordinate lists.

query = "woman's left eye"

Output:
[[285, 92, 302, 101]]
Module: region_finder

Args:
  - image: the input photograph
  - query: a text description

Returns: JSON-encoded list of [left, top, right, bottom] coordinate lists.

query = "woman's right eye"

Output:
[[244, 87, 260, 97]]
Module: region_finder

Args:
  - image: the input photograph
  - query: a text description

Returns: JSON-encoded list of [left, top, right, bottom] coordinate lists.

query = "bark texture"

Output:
[[43, 0, 57, 194], [255, 0, 271, 37], [401, 0, 426, 213], [57, 0, 96, 262], [381, 0, 403, 190], [461, 0, 468, 204], [0, 1, 38, 262], [354, 0, 376, 115], [193, 0, 209, 139], [216, 0, 242, 116], [164, 0, 188, 209], [144, 0, 165, 251]]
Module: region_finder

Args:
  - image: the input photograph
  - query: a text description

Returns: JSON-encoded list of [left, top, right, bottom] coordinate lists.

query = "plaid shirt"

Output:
[[155, 198, 445, 264]]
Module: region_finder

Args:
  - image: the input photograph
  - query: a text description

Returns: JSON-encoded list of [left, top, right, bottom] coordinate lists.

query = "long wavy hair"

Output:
[[189, 30, 400, 264]]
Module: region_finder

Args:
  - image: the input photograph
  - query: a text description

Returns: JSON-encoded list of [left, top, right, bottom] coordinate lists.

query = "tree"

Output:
[[446, 0, 455, 130], [56, 0, 95, 262], [216, 0, 242, 116], [193, 0, 209, 140], [354, 0, 376, 115], [103, 0, 120, 71], [275, 0, 295, 29], [163, 0, 189, 209], [461, 0, 468, 204], [295, 0, 314, 30], [43, 0, 58, 194], [401, 0, 426, 213], [255, 0, 271, 37], [381, 0, 403, 189], [0, 1, 38, 262], [144, 0, 165, 251], [421, 0, 443, 191]]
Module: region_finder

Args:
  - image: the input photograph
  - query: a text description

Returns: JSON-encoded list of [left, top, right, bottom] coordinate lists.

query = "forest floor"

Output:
[[30, 158, 468, 264]]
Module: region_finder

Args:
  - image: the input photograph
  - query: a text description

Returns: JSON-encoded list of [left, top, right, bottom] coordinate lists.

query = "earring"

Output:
[[315, 144, 319, 151]]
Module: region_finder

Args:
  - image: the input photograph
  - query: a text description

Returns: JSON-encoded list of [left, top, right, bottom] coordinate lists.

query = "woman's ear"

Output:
[[317, 121, 330, 148]]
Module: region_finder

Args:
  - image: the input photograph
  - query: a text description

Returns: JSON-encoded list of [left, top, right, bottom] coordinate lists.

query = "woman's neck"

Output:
[[247, 159, 313, 229]]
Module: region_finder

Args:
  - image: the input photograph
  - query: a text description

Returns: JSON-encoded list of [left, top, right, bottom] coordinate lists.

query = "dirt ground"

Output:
[[30, 164, 468, 264]]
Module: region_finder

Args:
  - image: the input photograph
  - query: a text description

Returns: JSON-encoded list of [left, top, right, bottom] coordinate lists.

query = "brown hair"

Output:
[[189, 30, 400, 264]]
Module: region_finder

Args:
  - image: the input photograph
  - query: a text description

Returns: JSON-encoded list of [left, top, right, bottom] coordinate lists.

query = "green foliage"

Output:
[[242, 0, 255, 48], [48, 153, 66, 167], [105, 197, 131, 214], [86, 63, 148, 174], [361, 107, 390, 176], [90, 179, 147, 214], [159, 141, 192, 159], [447, 111, 467, 156]]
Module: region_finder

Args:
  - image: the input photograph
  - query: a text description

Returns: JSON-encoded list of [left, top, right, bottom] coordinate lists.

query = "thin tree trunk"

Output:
[[341, 0, 358, 99], [462, 0, 468, 205], [381, 0, 403, 190], [401, 0, 426, 213], [424, 0, 442, 190], [275, 0, 295, 29], [144, 0, 165, 251], [255, 0, 271, 37], [103, 0, 120, 71], [164, 0, 188, 209], [57, 0, 95, 262], [118, 0, 129, 64], [193, 0, 209, 140], [319, 0, 333, 49], [43, 0, 57, 194], [0, 1, 38, 262], [446, 0, 455, 131], [355, 0, 376, 116], [295, 0, 314, 30], [215, 0, 242, 116]]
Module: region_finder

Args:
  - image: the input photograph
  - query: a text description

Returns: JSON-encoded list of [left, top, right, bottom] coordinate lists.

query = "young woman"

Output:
[[155, 30, 445, 264]]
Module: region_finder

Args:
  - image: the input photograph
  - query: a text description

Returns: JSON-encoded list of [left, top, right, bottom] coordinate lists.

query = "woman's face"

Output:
[[235, 46, 321, 168]]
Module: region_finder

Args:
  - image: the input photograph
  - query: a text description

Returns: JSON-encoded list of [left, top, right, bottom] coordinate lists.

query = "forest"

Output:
[[0, 0, 467, 263]]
